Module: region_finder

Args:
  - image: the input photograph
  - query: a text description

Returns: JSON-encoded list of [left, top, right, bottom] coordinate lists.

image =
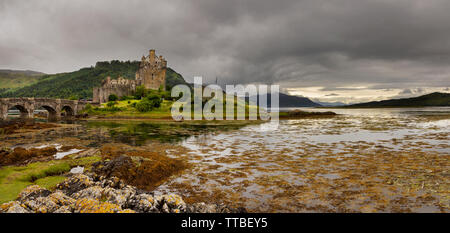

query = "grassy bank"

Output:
[[87, 99, 175, 119], [0, 155, 101, 204], [85, 94, 262, 121]]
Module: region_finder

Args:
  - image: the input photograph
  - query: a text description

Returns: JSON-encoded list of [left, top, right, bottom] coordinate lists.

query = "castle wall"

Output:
[[93, 77, 136, 104]]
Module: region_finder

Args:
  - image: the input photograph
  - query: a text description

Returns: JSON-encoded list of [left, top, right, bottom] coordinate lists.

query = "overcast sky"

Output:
[[1, 0, 449, 103]]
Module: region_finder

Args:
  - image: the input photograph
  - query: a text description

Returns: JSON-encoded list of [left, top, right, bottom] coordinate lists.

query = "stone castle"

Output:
[[93, 49, 167, 103]]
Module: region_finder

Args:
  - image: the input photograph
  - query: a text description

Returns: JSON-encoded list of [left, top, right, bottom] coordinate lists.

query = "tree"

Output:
[[135, 100, 153, 112], [106, 101, 116, 107], [135, 94, 163, 112], [69, 95, 79, 100], [83, 103, 93, 113], [108, 94, 119, 102], [146, 93, 162, 108], [134, 85, 147, 99]]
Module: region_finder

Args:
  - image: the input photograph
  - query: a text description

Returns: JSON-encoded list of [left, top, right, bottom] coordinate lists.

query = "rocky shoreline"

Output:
[[0, 173, 245, 213]]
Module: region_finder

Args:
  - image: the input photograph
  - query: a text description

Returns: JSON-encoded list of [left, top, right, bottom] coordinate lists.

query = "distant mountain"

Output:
[[0, 69, 45, 76], [247, 92, 321, 107], [345, 92, 450, 107], [314, 100, 346, 107], [0, 61, 187, 99], [0, 69, 46, 95]]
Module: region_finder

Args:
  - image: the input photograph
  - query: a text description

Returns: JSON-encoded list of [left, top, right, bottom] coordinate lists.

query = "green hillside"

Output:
[[345, 92, 450, 107], [165, 67, 188, 91], [0, 61, 187, 99], [0, 70, 45, 95]]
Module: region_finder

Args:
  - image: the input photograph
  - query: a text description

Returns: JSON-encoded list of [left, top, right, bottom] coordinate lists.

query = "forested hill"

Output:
[[345, 92, 450, 107], [0, 69, 45, 95], [246, 92, 321, 107], [0, 61, 187, 99]]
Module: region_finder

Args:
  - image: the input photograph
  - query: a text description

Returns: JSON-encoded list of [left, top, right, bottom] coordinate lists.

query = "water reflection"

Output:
[[84, 121, 252, 146]]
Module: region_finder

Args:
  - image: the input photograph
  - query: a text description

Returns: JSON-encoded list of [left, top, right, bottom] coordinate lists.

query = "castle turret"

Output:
[[149, 49, 155, 63]]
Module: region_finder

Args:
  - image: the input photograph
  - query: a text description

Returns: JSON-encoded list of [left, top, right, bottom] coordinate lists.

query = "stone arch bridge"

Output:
[[0, 98, 88, 120]]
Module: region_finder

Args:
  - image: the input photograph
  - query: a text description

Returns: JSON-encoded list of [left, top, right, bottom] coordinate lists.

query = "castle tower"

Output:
[[135, 49, 167, 90]]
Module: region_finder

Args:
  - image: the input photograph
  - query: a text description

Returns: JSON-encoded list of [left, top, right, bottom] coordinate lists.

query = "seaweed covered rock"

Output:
[[4, 174, 244, 213], [22, 197, 60, 213], [186, 202, 246, 213], [16, 185, 51, 202], [91, 156, 134, 178], [102, 186, 136, 208], [73, 198, 131, 213], [0, 147, 58, 166], [126, 193, 157, 212], [159, 194, 186, 213], [71, 186, 104, 200], [72, 185, 136, 209], [13, 186, 75, 213], [0, 201, 30, 213], [91, 153, 187, 191], [56, 174, 94, 195], [48, 192, 76, 208]]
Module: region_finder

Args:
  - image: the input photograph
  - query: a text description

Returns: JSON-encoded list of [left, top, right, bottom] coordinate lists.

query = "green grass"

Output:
[[34, 176, 67, 189], [18, 163, 71, 182], [0, 155, 101, 204], [88, 100, 175, 119]]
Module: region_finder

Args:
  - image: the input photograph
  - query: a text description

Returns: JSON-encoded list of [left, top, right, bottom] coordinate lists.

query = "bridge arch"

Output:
[[61, 105, 75, 117], [37, 105, 58, 120], [7, 105, 30, 118]]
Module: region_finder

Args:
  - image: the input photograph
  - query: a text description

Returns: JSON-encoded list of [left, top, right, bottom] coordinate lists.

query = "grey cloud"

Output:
[[399, 89, 413, 95], [0, 0, 449, 98]]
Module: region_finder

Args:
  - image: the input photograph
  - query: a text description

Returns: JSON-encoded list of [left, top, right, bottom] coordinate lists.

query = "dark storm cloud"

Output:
[[1, 0, 449, 99]]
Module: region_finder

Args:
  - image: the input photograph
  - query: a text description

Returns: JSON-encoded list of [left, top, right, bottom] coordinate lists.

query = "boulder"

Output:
[[16, 185, 51, 202], [6, 174, 244, 213], [73, 198, 123, 213], [56, 174, 94, 195], [0, 201, 30, 213], [126, 194, 157, 213]]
